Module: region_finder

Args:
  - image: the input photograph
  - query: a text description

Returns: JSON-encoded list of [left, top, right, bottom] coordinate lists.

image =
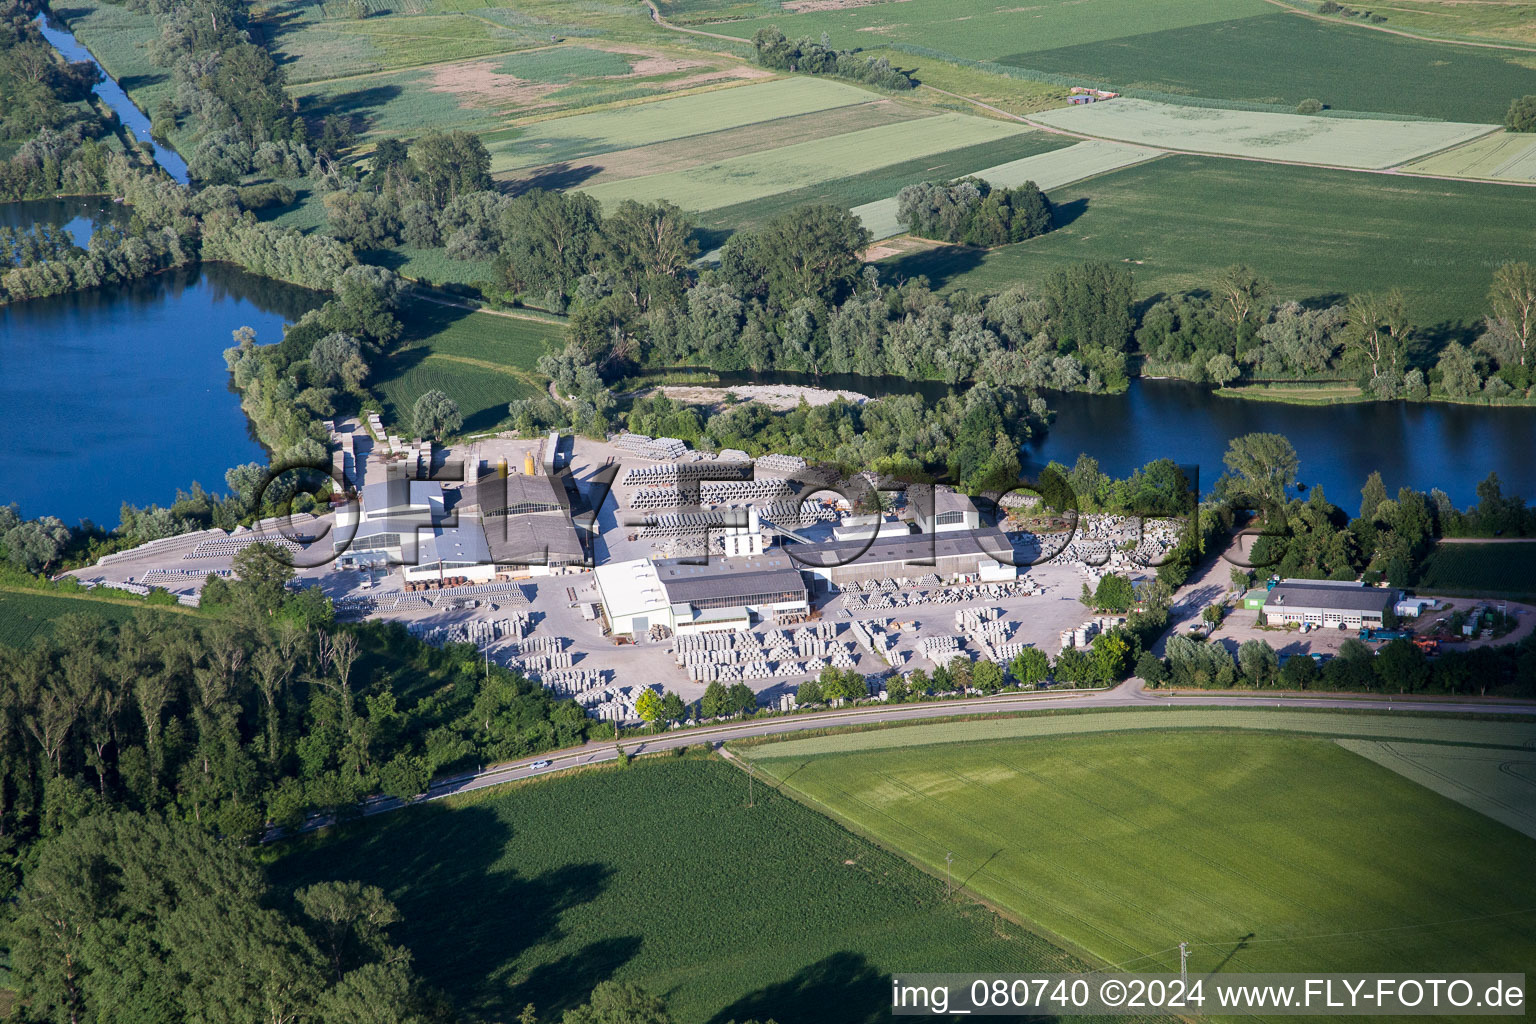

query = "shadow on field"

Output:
[[1052, 196, 1089, 229], [879, 246, 985, 290], [303, 84, 406, 135], [271, 803, 619, 1021], [709, 951, 896, 1024], [504, 163, 604, 195], [515, 935, 644, 1019]]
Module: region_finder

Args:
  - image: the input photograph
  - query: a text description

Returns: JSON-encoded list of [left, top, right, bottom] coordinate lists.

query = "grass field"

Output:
[[880, 155, 1536, 328], [372, 301, 564, 434], [1006, 12, 1536, 123], [1031, 99, 1495, 170], [1412, 542, 1536, 600], [268, 758, 1133, 1024], [691, 0, 1273, 63], [0, 588, 172, 647], [862, 48, 1068, 116], [1214, 382, 1366, 405], [852, 140, 1157, 239], [1404, 131, 1536, 182], [746, 724, 1536, 976], [486, 76, 871, 175], [576, 111, 1027, 211]]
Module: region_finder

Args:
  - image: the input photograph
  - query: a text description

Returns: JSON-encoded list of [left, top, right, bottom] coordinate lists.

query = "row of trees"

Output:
[[1138, 263, 1536, 399], [751, 27, 917, 89]]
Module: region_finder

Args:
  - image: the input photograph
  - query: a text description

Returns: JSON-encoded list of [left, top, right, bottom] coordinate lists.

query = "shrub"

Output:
[[1296, 98, 1324, 115], [1506, 95, 1536, 133]]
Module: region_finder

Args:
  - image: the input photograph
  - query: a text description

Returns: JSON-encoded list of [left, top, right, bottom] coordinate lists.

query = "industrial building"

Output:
[[788, 527, 1021, 588], [1261, 578, 1398, 629], [593, 551, 811, 637], [466, 463, 586, 572]]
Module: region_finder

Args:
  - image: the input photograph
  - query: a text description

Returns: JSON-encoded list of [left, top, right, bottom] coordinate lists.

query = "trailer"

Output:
[[1357, 627, 1414, 642]]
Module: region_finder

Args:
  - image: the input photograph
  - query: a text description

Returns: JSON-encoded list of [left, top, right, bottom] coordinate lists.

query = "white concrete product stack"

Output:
[[776, 693, 798, 712], [541, 668, 607, 694], [760, 498, 836, 526], [629, 487, 685, 510], [521, 652, 575, 674], [699, 479, 792, 504], [918, 635, 961, 663], [849, 619, 895, 661], [955, 607, 1000, 632], [95, 528, 226, 566], [518, 635, 564, 656], [140, 567, 231, 586], [1059, 621, 1102, 652], [755, 453, 807, 475], [184, 535, 302, 559], [613, 433, 690, 460], [407, 616, 527, 647], [991, 640, 1034, 662]]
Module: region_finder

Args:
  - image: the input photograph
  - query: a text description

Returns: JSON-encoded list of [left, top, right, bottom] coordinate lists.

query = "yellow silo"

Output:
[[524, 451, 536, 476]]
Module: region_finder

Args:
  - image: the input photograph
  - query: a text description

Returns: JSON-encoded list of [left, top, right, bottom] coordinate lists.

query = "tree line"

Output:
[[751, 27, 917, 90]]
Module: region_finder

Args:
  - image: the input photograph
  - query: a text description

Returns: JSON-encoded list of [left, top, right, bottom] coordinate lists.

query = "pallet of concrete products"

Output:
[[698, 478, 793, 504], [629, 487, 685, 510], [831, 649, 859, 669], [918, 635, 962, 662], [613, 433, 688, 461], [755, 453, 807, 475], [522, 652, 574, 673], [518, 635, 564, 655], [541, 669, 606, 694], [993, 640, 1033, 662], [956, 607, 1000, 630]]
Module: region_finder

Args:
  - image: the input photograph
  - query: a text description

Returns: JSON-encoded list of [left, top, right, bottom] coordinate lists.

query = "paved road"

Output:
[[280, 680, 1536, 838]]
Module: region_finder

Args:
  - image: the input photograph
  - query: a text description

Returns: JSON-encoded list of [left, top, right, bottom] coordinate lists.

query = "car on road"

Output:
[[530, 760, 552, 770]]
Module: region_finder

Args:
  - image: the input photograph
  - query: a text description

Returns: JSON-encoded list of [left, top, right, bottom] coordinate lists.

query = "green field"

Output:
[[1032, 99, 1495, 170], [269, 758, 1136, 1024], [1270, 0, 1536, 47], [576, 111, 1026, 211], [880, 154, 1536, 328], [746, 721, 1536, 976], [0, 589, 172, 647], [486, 76, 872, 175], [1404, 131, 1536, 182], [372, 301, 565, 434], [1006, 13, 1536, 123], [692, 0, 1272, 63], [1339, 739, 1536, 840], [1411, 542, 1536, 600]]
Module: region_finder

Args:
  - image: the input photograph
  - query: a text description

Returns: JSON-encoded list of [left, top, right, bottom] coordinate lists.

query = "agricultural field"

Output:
[[743, 720, 1536, 975], [693, 130, 1074, 238], [371, 301, 565, 434], [486, 76, 872, 175], [1412, 542, 1536, 600], [1006, 13, 1536, 123], [1338, 739, 1536, 840], [1031, 99, 1496, 170], [1403, 130, 1536, 182], [1269, 0, 1536, 46], [677, 0, 1273, 63], [880, 154, 1536, 328], [575, 111, 1029, 211], [852, 139, 1158, 239], [259, 0, 673, 84], [857, 48, 1068, 116], [268, 758, 1138, 1024], [290, 44, 773, 141], [0, 589, 173, 648]]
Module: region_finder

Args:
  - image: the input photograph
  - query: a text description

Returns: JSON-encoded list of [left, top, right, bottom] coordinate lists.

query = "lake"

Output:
[[697, 370, 1536, 508], [0, 261, 322, 527]]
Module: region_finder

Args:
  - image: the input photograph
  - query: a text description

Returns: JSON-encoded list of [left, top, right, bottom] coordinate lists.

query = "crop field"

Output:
[[1404, 131, 1536, 182], [692, 130, 1074, 237], [372, 302, 564, 434], [1337, 739, 1536, 840], [257, 0, 666, 84], [1006, 13, 1536, 123], [880, 155, 1536, 327], [1269, 0, 1536, 46], [485, 76, 871, 175], [1411, 542, 1536, 600], [685, 0, 1273, 63], [853, 140, 1158, 239], [576, 111, 1028, 211], [857, 48, 1067, 116], [746, 726, 1536, 975], [291, 44, 769, 141], [526, 99, 928, 188], [0, 589, 170, 648], [1031, 99, 1495, 170], [268, 758, 1138, 1024]]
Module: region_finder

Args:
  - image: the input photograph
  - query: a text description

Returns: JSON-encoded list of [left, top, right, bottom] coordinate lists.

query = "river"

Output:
[[697, 370, 1536, 507], [34, 14, 190, 184]]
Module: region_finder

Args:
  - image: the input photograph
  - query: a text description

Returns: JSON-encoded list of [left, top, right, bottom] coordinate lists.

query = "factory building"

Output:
[[335, 475, 444, 568], [464, 460, 587, 573], [1261, 578, 1398, 629], [911, 486, 982, 534], [593, 551, 811, 637]]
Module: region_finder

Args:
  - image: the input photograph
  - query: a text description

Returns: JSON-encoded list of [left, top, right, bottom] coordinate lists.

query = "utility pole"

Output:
[[945, 851, 954, 896], [1179, 942, 1189, 985]]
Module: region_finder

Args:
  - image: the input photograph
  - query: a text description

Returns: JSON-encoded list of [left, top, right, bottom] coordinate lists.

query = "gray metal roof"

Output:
[[655, 557, 808, 603], [1264, 581, 1396, 614], [471, 472, 569, 516], [481, 512, 585, 565], [417, 520, 493, 567], [786, 527, 1017, 568]]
